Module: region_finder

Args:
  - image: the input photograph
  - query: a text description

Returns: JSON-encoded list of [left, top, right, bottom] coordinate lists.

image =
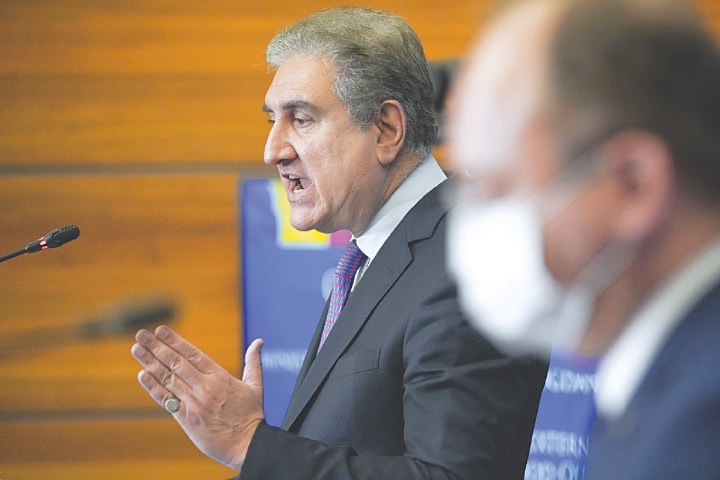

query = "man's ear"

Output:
[[374, 100, 407, 166], [604, 130, 675, 241]]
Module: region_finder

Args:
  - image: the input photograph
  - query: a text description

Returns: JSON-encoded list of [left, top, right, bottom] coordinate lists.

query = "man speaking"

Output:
[[132, 7, 547, 480]]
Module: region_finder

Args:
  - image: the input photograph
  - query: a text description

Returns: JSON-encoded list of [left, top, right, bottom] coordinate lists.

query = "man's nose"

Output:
[[264, 123, 296, 166]]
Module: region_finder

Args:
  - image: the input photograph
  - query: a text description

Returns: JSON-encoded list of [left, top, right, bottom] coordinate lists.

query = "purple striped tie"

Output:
[[318, 241, 366, 352]]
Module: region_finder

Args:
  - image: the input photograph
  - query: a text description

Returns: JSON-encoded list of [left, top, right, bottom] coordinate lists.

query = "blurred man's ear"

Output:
[[604, 130, 675, 241], [374, 100, 407, 166]]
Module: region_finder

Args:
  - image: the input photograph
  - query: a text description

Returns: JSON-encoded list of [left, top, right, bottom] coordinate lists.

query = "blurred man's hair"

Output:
[[548, 0, 720, 203]]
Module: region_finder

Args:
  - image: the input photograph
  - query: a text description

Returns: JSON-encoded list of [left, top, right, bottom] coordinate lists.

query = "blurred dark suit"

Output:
[[585, 281, 720, 480]]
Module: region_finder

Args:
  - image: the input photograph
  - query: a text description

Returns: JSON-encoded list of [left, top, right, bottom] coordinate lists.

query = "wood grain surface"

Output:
[[0, 0, 717, 478]]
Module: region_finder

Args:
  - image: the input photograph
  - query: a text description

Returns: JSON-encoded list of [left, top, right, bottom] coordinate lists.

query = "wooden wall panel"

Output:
[[1, 0, 719, 479], [0, 175, 241, 410], [0, 74, 269, 166], [0, 0, 486, 168], [0, 174, 243, 478]]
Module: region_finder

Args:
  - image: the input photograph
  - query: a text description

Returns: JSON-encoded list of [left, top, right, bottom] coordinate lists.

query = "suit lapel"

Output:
[[281, 182, 449, 431], [282, 236, 412, 431], [281, 300, 328, 424]]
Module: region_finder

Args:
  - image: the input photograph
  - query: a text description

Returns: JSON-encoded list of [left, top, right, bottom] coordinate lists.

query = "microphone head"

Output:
[[46, 225, 80, 248], [22, 224, 81, 254]]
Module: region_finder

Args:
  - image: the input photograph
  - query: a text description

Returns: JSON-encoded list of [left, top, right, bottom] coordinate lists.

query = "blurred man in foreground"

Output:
[[446, 0, 720, 478], [132, 6, 547, 479]]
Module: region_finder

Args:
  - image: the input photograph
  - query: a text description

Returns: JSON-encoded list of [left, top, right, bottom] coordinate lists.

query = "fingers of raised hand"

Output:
[[131, 326, 204, 408], [156, 325, 224, 375], [131, 341, 185, 411], [133, 326, 215, 383], [134, 363, 181, 413]]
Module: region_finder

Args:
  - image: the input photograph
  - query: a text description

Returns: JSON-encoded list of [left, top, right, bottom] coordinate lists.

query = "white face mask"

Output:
[[447, 197, 597, 357]]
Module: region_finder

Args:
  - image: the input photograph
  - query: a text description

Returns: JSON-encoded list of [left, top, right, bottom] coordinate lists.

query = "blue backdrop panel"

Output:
[[525, 350, 598, 480], [240, 178, 349, 425]]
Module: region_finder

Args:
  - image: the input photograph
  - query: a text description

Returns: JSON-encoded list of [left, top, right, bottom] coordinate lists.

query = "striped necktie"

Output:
[[317, 241, 366, 352]]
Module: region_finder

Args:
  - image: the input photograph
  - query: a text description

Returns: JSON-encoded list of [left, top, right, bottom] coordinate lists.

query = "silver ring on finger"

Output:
[[163, 396, 181, 414]]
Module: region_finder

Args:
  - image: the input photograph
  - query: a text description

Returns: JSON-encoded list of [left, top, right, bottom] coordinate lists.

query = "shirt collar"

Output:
[[595, 236, 720, 419], [354, 155, 446, 262]]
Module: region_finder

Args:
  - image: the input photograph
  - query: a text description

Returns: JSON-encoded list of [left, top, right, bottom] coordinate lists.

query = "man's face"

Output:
[[448, 3, 557, 200], [448, 3, 615, 286], [447, 3, 641, 356], [263, 54, 385, 235]]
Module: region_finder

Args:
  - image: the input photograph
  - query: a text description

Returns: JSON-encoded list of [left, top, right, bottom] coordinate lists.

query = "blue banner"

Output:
[[525, 350, 598, 480], [240, 178, 350, 425]]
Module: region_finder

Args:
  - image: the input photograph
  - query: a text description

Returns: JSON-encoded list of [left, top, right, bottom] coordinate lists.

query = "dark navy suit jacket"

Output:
[[238, 182, 548, 479], [584, 280, 720, 480]]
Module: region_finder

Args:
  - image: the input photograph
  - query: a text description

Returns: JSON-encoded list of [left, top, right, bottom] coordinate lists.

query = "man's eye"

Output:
[[294, 117, 310, 127]]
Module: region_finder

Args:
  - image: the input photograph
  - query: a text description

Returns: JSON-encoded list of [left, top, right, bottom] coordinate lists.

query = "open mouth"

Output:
[[285, 174, 307, 193]]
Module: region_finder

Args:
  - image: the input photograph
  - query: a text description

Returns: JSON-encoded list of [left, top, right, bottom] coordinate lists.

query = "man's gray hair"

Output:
[[266, 6, 439, 159]]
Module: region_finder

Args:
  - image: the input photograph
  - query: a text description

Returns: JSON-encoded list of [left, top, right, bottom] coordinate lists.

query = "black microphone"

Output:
[[77, 298, 177, 339], [0, 296, 177, 361], [0, 225, 80, 263]]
